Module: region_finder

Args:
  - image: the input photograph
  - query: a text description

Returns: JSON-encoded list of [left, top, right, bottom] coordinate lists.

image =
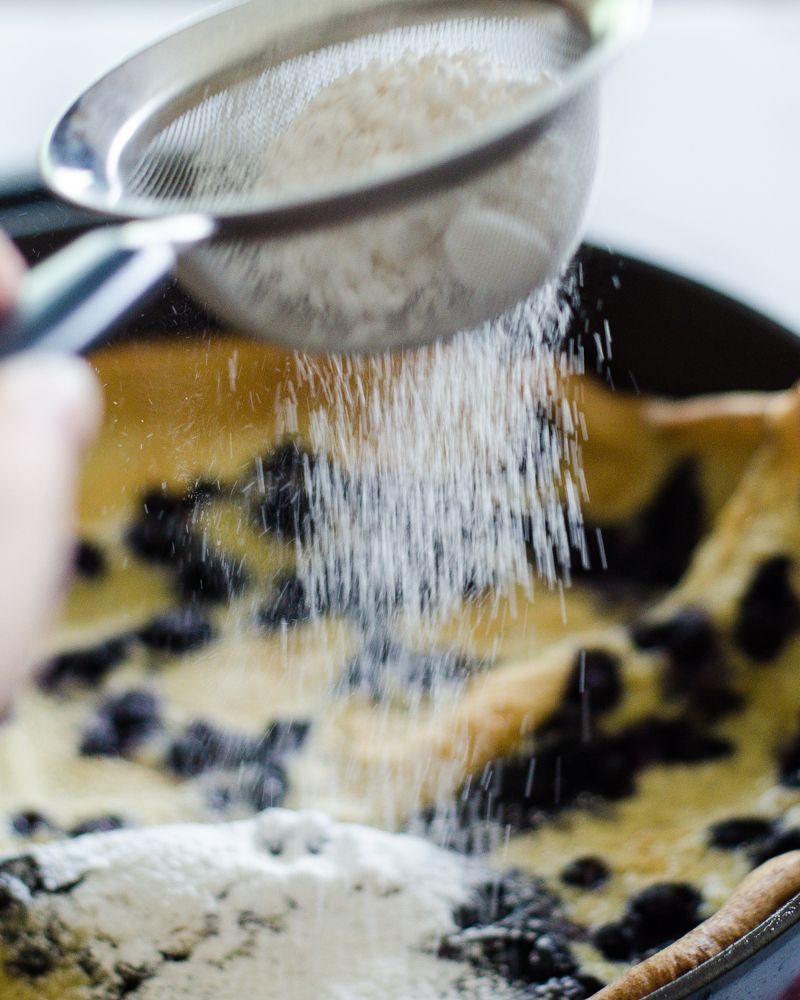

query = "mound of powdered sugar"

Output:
[[0, 810, 517, 1000]]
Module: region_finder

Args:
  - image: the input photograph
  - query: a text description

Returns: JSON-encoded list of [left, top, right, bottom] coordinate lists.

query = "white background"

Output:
[[1, 0, 798, 330]]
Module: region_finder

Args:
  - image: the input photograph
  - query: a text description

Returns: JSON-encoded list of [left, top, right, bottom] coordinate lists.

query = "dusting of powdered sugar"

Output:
[[14, 810, 516, 1000]]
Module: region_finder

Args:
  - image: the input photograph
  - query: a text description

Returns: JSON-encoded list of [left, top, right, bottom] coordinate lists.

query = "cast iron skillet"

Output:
[[4, 181, 800, 1000]]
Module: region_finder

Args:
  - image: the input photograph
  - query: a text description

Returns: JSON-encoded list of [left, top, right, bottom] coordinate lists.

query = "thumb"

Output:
[[0, 352, 103, 704], [0, 231, 27, 315]]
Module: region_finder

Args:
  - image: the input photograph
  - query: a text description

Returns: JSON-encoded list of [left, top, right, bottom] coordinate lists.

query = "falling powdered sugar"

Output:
[[281, 278, 585, 628]]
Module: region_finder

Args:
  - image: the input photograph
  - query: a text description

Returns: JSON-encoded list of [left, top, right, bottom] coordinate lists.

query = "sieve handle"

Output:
[[0, 216, 215, 358]]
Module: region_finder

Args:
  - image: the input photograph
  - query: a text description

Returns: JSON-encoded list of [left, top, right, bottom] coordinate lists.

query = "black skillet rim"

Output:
[[3, 181, 800, 998]]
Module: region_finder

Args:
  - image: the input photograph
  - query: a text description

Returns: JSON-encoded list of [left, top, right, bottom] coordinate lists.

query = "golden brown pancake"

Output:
[[2, 335, 800, 997]]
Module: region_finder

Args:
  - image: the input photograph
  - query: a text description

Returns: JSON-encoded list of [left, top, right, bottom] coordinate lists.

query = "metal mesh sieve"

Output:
[[31, 0, 649, 354]]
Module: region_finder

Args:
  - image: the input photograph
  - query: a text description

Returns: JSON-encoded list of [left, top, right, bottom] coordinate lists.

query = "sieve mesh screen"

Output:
[[124, 12, 590, 213]]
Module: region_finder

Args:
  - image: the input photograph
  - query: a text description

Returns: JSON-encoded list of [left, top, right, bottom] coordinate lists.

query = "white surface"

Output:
[[0, 0, 213, 179], [0, 0, 798, 330], [586, 0, 800, 334]]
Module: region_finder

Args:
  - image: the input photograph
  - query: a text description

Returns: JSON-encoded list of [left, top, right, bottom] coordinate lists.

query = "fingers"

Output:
[[0, 230, 27, 315], [0, 353, 103, 704]]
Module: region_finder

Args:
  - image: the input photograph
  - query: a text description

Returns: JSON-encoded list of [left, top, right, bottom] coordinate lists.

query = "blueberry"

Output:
[[562, 650, 622, 714], [521, 931, 579, 984], [166, 718, 310, 779], [621, 718, 733, 766], [9, 812, 53, 839], [242, 764, 288, 811], [69, 816, 125, 837], [628, 882, 702, 950], [734, 556, 800, 661], [169, 725, 291, 813], [450, 743, 614, 833], [631, 608, 715, 662], [680, 684, 744, 724], [749, 828, 800, 868], [126, 517, 189, 563], [568, 459, 703, 587], [138, 605, 215, 653], [250, 442, 319, 541], [550, 649, 622, 735], [138, 490, 193, 518], [258, 576, 311, 629], [594, 883, 702, 962], [165, 721, 258, 778], [593, 920, 637, 961], [524, 976, 598, 999], [125, 490, 195, 563], [455, 873, 560, 929], [80, 689, 161, 759], [560, 856, 610, 890], [175, 551, 248, 602], [629, 459, 704, 585], [184, 479, 222, 504], [473, 737, 635, 824], [707, 817, 775, 850], [108, 689, 160, 728], [74, 539, 107, 579], [778, 723, 800, 787], [451, 716, 731, 833], [79, 716, 120, 757], [37, 637, 129, 692], [165, 721, 231, 778], [207, 763, 288, 813], [127, 487, 250, 603], [260, 719, 311, 758], [574, 974, 607, 996], [631, 609, 741, 721]]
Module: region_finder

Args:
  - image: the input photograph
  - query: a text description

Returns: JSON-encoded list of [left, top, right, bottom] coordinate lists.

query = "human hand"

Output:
[[0, 231, 103, 707]]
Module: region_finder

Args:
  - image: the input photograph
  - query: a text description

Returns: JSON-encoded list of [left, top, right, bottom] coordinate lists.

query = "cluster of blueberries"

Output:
[[9, 811, 123, 841], [42, 453, 309, 693], [442, 867, 706, 997], [708, 815, 800, 870], [430, 646, 733, 847], [572, 453, 800, 664], [437, 528, 800, 844], [441, 870, 604, 999], [31, 446, 330, 820], [76, 688, 310, 815]]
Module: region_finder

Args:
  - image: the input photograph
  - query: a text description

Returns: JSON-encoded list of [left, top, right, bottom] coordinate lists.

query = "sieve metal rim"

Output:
[[39, 0, 650, 237]]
